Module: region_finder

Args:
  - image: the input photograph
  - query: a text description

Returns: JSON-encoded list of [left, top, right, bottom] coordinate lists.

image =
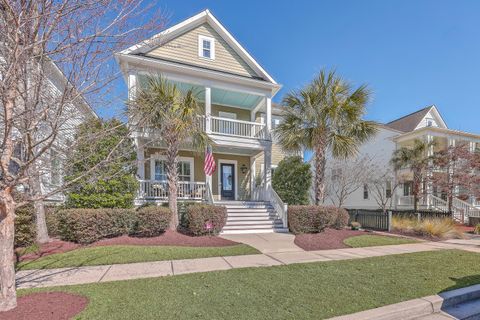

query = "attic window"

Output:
[[198, 35, 215, 60]]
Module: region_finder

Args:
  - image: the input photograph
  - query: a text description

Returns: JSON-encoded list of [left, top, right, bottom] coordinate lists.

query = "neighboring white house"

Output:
[[316, 105, 480, 221], [7, 59, 98, 203]]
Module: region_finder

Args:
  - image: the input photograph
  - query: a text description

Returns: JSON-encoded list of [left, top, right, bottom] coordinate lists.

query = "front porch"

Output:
[[134, 148, 271, 204]]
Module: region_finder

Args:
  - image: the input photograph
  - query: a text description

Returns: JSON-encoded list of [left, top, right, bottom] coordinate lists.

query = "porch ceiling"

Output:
[[170, 80, 263, 110]]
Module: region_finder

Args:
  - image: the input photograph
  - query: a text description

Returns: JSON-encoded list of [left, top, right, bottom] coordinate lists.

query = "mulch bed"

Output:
[[93, 230, 239, 248], [294, 228, 366, 251], [0, 292, 88, 320], [17, 230, 240, 262]]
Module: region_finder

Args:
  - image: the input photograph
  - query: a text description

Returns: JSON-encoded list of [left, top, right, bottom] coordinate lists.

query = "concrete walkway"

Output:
[[220, 232, 303, 253], [16, 240, 474, 289]]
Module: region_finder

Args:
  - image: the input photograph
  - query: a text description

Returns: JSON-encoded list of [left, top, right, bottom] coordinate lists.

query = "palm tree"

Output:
[[275, 70, 377, 205], [390, 139, 434, 211], [128, 75, 210, 229]]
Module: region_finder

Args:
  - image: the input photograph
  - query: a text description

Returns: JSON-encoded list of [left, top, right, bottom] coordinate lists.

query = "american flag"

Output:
[[204, 146, 216, 176]]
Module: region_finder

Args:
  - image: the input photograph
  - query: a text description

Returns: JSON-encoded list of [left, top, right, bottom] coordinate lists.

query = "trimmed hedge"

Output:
[[130, 206, 171, 237], [56, 207, 172, 244], [184, 204, 227, 236], [14, 204, 36, 247], [288, 205, 349, 234]]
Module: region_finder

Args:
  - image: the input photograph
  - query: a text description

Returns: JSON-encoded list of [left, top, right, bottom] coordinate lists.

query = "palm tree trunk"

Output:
[[166, 139, 179, 230], [314, 135, 327, 205], [0, 188, 17, 311]]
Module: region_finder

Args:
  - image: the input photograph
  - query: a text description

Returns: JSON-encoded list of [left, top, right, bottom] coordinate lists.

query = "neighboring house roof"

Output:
[[385, 106, 433, 132], [120, 9, 277, 85]]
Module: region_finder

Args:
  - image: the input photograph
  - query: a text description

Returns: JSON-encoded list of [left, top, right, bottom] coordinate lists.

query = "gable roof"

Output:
[[121, 9, 277, 84], [385, 106, 434, 132]]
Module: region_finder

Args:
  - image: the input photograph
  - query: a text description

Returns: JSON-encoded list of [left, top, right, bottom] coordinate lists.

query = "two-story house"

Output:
[[115, 10, 290, 233], [321, 105, 480, 223]]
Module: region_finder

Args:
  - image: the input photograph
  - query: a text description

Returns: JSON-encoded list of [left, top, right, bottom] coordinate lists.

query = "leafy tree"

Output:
[[275, 69, 377, 205], [65, 119, 138, 208], [272, 156, 312, 205], [391, 139, 434, 211], [128, 75, 209, 229]]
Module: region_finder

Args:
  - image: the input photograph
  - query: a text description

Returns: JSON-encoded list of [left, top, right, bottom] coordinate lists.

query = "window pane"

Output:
[[155, 160, 166, 181], [203, 48, 210, 58], [203, 40, 210, 49]]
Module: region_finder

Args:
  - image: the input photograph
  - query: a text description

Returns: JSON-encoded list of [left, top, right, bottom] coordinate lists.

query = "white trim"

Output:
[[118, 9, 278, 85], [198, 35, 215, 60], [218, 159, 238, 200], [150, 154, 194, 182]]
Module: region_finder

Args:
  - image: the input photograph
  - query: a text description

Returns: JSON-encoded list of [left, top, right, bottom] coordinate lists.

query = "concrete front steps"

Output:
[[218, 201, 288, 234]]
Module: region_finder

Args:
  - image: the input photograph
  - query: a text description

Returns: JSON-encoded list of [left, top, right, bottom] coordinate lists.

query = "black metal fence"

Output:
[[347, 209, 453, 231], [347, 209, 390, 231]]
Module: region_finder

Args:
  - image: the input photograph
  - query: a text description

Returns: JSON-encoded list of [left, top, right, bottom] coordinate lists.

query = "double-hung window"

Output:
[[152, 157, 193, 182], [198, 35, 215, 60]]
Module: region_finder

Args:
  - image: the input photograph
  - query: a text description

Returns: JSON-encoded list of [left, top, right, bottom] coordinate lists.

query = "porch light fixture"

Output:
[[240, 164, 248, 174]]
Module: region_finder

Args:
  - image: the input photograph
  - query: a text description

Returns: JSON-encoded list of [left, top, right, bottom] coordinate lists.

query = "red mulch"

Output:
[[92, 230, 239, 248], [0, 292, 88, 320], [294, 228, 366, 251], [17, 231, 240, 262]]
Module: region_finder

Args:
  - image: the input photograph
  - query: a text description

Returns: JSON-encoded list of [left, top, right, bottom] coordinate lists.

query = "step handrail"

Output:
[[269, 186, 288, 228]]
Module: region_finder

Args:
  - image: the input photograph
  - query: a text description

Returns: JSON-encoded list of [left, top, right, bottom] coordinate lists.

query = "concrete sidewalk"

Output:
[[16, 241, 468, 289], [220, 232, 303, 253]]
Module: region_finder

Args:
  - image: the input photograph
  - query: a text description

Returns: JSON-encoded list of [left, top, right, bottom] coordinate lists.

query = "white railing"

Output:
[[210, 116, 268, 140], [452, 197, 480, 220], [139, 180, 206, 200], [269, 187, 288, 228], [428, 194, 449, 212], [251, 186, 266, 201]]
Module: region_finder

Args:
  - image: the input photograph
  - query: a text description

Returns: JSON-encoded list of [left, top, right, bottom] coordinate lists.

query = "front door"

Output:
[[220, 163, 235, 200]]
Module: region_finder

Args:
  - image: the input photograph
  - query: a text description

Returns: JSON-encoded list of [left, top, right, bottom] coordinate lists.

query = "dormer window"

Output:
[[198, 35, 215, 60]]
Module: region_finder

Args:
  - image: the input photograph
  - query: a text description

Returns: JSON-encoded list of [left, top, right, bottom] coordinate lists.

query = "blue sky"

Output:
[[105, 0, 480, 134]]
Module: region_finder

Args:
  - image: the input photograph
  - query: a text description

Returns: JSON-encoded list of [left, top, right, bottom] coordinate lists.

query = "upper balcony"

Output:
[[130, 73, 275, 152]]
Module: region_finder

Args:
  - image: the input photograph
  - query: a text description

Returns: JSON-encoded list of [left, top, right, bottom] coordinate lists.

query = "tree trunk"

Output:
[[0, 188, 17, 311], [166, 140, 179, 230], [28, 166, 49, 243], [314, 135, 327, 205]]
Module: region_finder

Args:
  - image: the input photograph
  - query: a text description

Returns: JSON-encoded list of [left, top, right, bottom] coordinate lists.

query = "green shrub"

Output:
[[288, 205, 347, 234], [331, 207, 349, 230], [184, 204, 227, 236], [130, 206, 171, 237], [14, 204, 36, 247], [272, 156, 312, 205], [57, 208, 136, 244]]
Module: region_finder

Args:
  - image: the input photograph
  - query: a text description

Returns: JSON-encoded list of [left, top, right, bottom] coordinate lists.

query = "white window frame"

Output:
[[198, 35, 215, 60], [150, 154, 194, 182]]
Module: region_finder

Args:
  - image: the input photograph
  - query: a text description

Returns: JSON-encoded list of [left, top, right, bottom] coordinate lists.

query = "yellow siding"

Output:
[[147, 23, 258, 78], [211, 104, 250, 121], [254, 143, 290, 176]]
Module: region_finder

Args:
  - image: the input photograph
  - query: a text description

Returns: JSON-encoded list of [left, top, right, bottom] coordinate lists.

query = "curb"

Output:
[[327, 284, 480, 320]]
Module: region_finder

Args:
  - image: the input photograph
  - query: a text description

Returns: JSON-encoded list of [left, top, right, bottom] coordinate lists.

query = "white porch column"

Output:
[[136, 138, 145, 180], [470, 141, 476, 153], [426, 135, 434, 206], [205, 87, 212, 133], [264, 145, 272, 194], [250, 156, 256, 198], [265, 96, 272, 138], [448, 138, 456, 148], [128, 70, 137, 101]]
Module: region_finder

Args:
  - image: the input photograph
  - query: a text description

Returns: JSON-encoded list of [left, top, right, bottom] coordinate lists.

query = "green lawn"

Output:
[[344, 234, 419, 248], [17, 244, 259, 270], [22, 250, 480, 319]]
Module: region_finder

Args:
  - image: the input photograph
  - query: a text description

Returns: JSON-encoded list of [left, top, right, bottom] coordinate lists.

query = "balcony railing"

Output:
[[139, 180, 206, 200], [210, 116, 268, 140]]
